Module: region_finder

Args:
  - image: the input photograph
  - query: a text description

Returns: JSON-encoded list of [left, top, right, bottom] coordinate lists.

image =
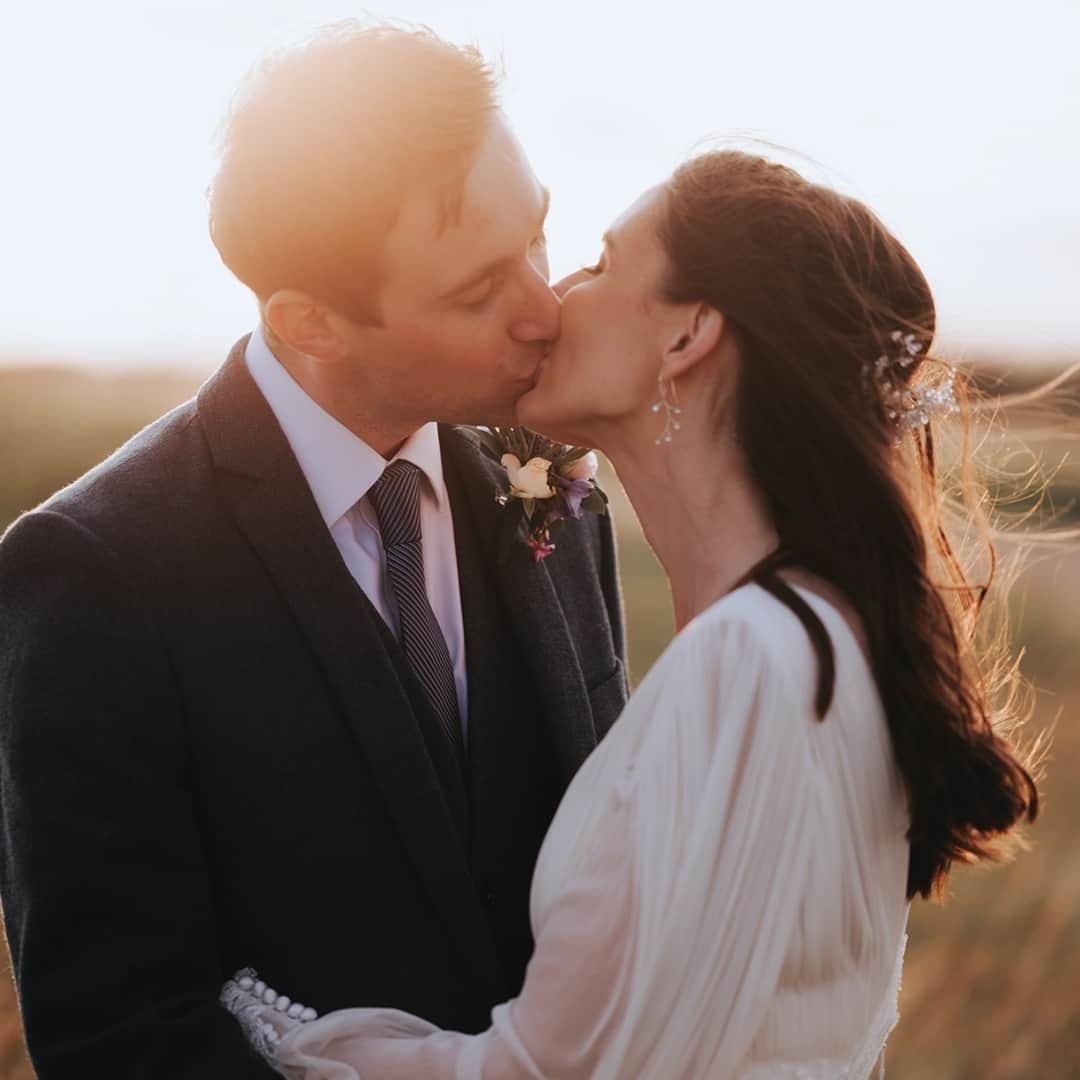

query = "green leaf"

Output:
[[509, 428, 532, 459], [475, 429, 506, 461], [556, 446, 591, 467]]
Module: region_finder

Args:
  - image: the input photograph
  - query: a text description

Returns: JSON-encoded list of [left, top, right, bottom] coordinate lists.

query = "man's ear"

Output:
[[659, 304, 725, 381], [262, 290, 347, 363]]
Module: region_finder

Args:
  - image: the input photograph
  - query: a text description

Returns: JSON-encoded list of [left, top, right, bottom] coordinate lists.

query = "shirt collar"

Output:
[[244, 327, 447, 528]]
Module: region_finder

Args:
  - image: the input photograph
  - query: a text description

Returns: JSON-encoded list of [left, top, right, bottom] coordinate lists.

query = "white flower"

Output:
[[501, 454, 556, 499], [565, 451, 599, 482]]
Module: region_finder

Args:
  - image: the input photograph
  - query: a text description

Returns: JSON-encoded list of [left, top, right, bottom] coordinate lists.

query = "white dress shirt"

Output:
[[245, 328, 468, 737]]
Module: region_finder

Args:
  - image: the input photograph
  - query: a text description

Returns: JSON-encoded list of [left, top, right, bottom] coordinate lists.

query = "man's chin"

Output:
[[456, 399, 516, 430], [511, 384, 552, 432], [457, 379, 546, 431], [510, 385, 537, 427]]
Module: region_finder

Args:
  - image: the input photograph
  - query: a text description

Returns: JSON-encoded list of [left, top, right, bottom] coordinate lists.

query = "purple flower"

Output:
[[553, 475, 594, 520]]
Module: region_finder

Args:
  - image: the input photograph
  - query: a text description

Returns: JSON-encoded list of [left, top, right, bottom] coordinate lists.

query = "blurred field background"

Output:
[[0, 358, 1077, 1078]]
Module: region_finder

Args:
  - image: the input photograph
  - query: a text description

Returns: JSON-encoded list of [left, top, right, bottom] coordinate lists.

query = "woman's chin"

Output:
[[514, 387, 572, 442], [515, 393, 594, 448]]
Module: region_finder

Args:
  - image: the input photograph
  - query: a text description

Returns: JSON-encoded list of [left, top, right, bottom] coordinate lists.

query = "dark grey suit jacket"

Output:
[[0, 340, 628, 1078]]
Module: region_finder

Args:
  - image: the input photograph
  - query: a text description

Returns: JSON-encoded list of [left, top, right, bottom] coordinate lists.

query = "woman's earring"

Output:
[[651, 377, 682, 445]]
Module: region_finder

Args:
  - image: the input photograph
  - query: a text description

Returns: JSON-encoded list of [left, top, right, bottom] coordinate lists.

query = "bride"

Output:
[[222, 150, 1039, 1078]]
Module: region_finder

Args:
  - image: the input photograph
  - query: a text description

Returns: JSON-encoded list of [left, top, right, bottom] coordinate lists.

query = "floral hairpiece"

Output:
[[864, 329, 959, 436], [467, 427, 608, 563]]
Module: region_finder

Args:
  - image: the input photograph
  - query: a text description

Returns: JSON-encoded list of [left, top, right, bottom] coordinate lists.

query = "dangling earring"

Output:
[[651, 376, 682, 445]]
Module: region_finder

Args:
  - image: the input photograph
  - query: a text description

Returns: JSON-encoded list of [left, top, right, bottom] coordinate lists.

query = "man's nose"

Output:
[[510, 268, 562, 342]]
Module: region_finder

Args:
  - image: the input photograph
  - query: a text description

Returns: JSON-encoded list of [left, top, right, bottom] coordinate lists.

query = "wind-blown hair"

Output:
[[208, 21, 498, 324], [658, 150, 1039, 899]]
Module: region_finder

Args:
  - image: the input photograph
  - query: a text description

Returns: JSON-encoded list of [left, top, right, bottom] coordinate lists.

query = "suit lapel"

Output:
[[441, 426, 598, 783], [442, 442, 514, 824], [196, 344, 502, 1000]]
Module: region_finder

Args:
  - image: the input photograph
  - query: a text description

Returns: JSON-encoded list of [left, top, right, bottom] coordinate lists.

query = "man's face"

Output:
[[339, 112, 558, 429]]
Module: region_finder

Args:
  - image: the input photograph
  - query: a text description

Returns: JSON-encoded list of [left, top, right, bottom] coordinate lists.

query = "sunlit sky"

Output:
[[1, 0, 1078, 370]]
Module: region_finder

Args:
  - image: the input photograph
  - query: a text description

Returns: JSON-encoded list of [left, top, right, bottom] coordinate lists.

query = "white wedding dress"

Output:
[[223, 583, 911, 1078]]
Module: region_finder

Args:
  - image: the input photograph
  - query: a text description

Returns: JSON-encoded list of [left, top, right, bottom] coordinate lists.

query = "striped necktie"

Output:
[[367, 460, 465, 766]]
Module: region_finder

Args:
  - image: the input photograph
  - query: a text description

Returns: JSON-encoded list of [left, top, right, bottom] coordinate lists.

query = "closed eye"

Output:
[[459, 277, 498, 309]]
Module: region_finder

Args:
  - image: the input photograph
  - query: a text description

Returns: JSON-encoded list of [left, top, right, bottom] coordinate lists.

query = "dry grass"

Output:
[[0, 365, 1077, 1079]]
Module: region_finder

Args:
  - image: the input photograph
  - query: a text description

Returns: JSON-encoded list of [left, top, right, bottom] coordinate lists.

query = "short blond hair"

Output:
[[208, 21, 498, 322]]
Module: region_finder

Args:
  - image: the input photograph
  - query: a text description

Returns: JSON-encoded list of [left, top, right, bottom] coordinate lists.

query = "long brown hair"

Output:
[[657, 150, 1039, 899]]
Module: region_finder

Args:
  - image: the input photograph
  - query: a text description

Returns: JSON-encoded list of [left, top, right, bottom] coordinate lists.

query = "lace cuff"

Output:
[[220, 968, 320, 1076]]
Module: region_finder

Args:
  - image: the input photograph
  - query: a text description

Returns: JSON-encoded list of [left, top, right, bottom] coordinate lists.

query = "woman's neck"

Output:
[[599, 418, 779, 631]]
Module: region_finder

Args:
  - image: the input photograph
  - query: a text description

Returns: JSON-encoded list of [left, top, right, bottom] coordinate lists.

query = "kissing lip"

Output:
[[518, 351, 549, 391], [534, 346, 553, 380]]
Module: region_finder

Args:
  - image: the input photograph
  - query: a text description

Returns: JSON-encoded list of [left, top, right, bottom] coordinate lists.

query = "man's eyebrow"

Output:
[[440, 255, 512, 301], [440, 187, 552, 301]]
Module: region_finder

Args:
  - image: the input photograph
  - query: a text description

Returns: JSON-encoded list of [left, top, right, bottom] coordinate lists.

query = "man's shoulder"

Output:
[[28, 339, 258, 540], [7, 395, 214, 567], [49, 397, 201, 510]]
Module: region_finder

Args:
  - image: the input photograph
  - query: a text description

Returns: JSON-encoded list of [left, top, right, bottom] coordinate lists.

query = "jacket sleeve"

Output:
[[0, 510, 279, 1079], [594, 508, 628, 689]]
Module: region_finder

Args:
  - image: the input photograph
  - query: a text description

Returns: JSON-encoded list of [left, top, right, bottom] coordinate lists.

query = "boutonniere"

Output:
[[467, 427, 609, 563]]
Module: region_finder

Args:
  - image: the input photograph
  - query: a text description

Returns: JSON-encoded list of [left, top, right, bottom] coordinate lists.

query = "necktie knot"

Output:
[[368, 460, 422, 549]]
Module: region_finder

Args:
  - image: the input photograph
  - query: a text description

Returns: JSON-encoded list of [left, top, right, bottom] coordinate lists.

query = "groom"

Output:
[[0, 23, 627, 1079]]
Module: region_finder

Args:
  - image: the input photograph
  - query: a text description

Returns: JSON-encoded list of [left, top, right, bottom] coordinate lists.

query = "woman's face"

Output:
[[514, 185, 674, 447]]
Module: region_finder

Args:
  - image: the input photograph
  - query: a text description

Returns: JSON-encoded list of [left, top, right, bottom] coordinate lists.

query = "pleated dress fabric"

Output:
[[264, 583, 912, 1079]]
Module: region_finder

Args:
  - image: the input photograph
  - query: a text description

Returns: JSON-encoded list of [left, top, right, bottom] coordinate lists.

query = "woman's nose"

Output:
[[553, 269, 588, 299]]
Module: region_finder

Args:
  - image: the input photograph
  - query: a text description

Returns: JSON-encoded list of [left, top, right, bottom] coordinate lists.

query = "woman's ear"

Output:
[[263, 290, 348, 363], [659, 304, 724, 381]]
